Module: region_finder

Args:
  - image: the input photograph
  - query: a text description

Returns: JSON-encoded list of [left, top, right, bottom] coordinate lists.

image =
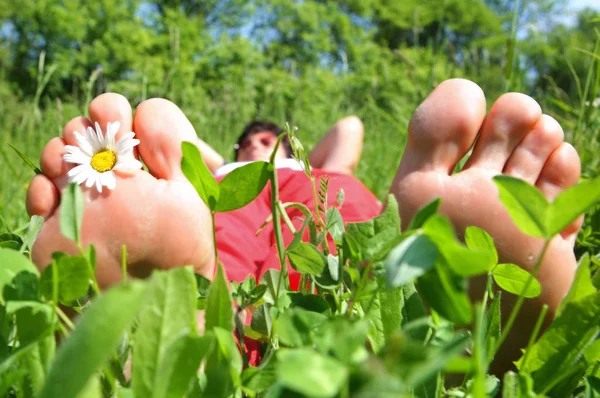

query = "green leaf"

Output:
[[60, 183, 84, 243], [422, 215, 491, 277], [251, 303, 272, 336], [502, 371, 536, 398], [152, 334, 213, 398], [0, 248, 39, 303], [8, 301, 54, 345], [314, 318, 370, 364], [557, 253, 597, 316], [493, 175, 549, 237], [519, 291, 600, 390], [276, 307, 328, 347], [345, 195, 401, 262], [287, 242, 327, 275], [203, 327, 243, 396], [465, 226, 498, 269], [325, 207, 344, 245], [492, 263, 541, 298], [418, 265, 472, 325], [132, 267, 198, 398], [277, 348, 348, 398], [40, 281, 148, 398], [7, 143, 42, 174], [385, 233, 438, 288], [181, 142, 220, 210], [548, 177, 600, 236], [376, 286, 404, 348], [3, 270, 39, 301], [407, 198, 441, 230], [484, 292, 502, 359], [56, 255, 91, 303], [205, 262, 233, 332], [21, 215, 44, 253], [215, 161, 271, 212]]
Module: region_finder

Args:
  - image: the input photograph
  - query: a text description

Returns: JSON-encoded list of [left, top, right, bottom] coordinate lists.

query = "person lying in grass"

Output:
[[25, 78, 581, 371]]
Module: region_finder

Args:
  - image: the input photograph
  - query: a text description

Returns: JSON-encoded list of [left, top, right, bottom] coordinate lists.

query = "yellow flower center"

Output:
[[90, 149, 117, 172]]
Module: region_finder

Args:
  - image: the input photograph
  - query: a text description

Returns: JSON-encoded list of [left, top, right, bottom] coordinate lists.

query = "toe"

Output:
[[464, 93, 542, 171], [87, 93, 134, 141], [26, 175, 59, 219], [503, 114, 564, 184], [536, 142, 581, 200], [536, 143, 582, 244], [133, 98, 200, 180], [396, 78, 487, 176]]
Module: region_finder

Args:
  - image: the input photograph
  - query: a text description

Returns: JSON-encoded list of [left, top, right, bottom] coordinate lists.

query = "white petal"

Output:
[[64, 152, 91, 165], [114, 158, 142, 170], [70, 167, 93, 185], [85, 174, 96, 188], [74, 132, 93, 157], [67, 164, 89, 177], [117, 139, 140, 154], [95, 122, 104, 143], [87, 126, 102, 152], [115, 132, 136, 150], [95, 173, 103, 193], [102, 171, 116, 190], [107, 122, 117, 150]]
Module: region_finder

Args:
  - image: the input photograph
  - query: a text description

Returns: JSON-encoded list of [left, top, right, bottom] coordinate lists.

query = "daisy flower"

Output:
[[63, 121, 142, 193]]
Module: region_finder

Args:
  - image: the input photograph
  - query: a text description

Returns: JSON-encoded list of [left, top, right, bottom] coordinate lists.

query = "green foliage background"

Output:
[[0, 0, 599, 239]]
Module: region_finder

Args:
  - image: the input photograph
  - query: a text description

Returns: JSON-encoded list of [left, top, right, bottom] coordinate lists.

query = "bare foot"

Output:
[[390, 78, 581, 368], [26, 94, 215, 288]]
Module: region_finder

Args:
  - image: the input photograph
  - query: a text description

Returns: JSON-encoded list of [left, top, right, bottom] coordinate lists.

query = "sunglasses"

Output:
[[235, 133, 278, 151]]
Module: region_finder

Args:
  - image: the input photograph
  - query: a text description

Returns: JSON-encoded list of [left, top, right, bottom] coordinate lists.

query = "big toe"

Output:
[[133, 98, 201, 180], [396, 78, 487, 177]]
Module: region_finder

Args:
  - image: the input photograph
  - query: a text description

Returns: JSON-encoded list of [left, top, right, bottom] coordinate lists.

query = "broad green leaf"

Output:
[[376, 286, 404, 348], [40, 281, 147, 398], [422, 215, 492, 277], [325, 207, 344, 245], [0, 248, 39, 303], [54, 255, 91, 303], [584, 339, 600, 363], [0, 233, 23, 247], [260, 269, 288, 306], [314, 318, 370, 364], [287, 242, 327, 275], [3, 270, 39, 301], [21, 215, 44, 252], [385, 233, 438, 287], [419, 265, 472, 324], [382, 332, 469, 387], [502, 371, 536, 398], [7, 301, 54, 345], [251, 303, 272, 336], [519, 292, 600, 390], [345, 195, 401, 262], [203, 327, 243, 396], [493, 175, 549, 237], [407, 198, 441, 230], [484, 292, 502, 359], [289, 293, 331, 315], [276, 307, 328, 347], [215, 161, 271, 212], [132, 267, 198, 398], [548, 177, 600, 236], [205, 262, 233, 332], [153, 334, 213, 398], [242, 359, 277, 394], [492, 263, 541, 298], [181, 142, 220, 210], [314, 255, 340, 288], [465, 226, 498, 269], [0, 342, 36, 396], [557, 253, 597, 316], [401, 283, 429, 342], [60, 183, 84, 243], [277, 348, 348, 397]]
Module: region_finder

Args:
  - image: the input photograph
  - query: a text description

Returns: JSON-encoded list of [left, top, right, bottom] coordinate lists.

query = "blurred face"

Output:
[[236, 131, 287, 162]]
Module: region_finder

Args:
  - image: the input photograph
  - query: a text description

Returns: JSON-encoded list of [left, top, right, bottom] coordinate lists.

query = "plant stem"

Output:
[[121, 245, 127, 281], [493, 238, 550, 356], [519, 304, 549, 370], [56, 306, 75, 330]]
